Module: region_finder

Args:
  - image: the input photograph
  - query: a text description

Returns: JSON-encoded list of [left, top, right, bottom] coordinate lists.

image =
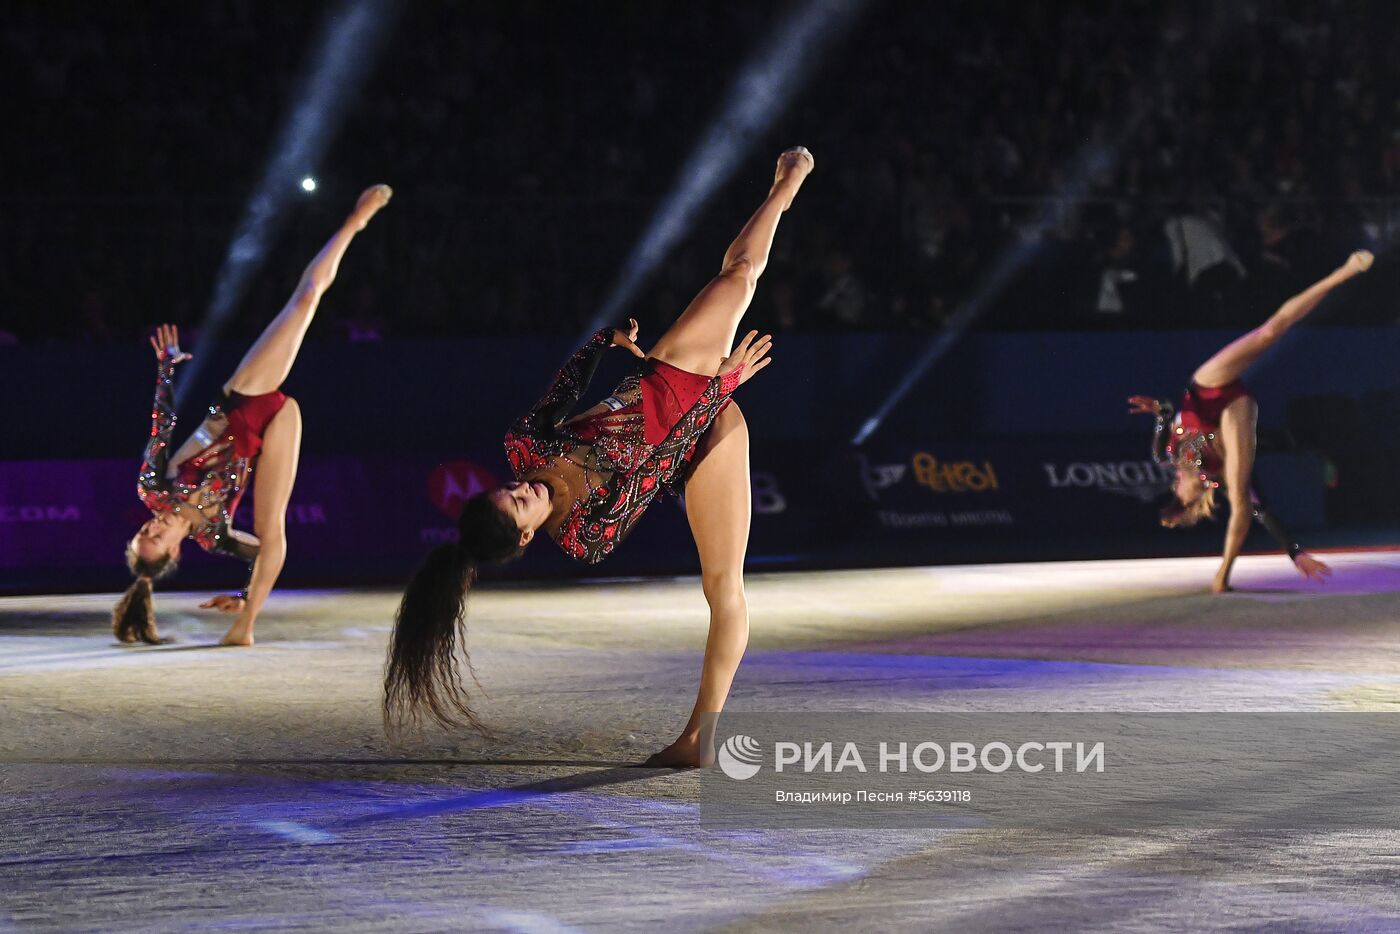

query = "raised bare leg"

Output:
[[223, 185, 392, 396], [647, 149, 813, 376], [217, 398, 302, 646], [644, 402, 751, 767], [1192, 250, 1372, 388]]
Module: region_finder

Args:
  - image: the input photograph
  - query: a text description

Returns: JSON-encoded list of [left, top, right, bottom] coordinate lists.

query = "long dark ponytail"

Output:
[[383, 492, 527, 735], [113, 546, 177, 645]]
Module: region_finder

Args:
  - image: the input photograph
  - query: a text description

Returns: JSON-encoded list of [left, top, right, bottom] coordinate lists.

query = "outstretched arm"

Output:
[[1251, 495, 1332, 584], [1250, 498, 1298, 559], [138, 325, 192, 492], [1129, 396, 1176, 465], [520, 321, 644, 431]]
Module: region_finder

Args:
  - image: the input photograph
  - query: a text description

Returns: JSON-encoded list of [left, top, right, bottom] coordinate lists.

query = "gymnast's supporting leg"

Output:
[[645, 402, 752, 767], [216, 398, 302, 646]]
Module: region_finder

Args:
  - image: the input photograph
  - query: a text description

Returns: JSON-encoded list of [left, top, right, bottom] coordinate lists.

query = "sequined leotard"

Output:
[[1148, 380, 1302, 558], [1157, 380, 1253, 484], [504, 328, 743, 564], [136, 354, 270, 562]]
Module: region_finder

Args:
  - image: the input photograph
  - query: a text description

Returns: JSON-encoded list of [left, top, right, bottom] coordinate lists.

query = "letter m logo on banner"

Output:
[[428, 461, 499, 520]]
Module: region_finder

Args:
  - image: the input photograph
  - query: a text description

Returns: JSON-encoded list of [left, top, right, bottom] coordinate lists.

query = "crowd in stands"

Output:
[[4, 0, 1399, 345]]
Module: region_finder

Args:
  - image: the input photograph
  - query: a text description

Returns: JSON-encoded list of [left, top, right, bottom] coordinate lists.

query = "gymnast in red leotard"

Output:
[[385, 148, 815, 767], [114, 185, 393, 647], [1129, 250, 1374, 593]]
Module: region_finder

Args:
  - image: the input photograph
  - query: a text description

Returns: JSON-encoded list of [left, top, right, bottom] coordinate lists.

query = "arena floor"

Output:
[[4, 553, 1400, 932]]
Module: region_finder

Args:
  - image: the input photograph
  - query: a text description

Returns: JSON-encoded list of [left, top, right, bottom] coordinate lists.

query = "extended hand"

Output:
[[149, 324, 192, 364], [1295, 553, 1332, 583], [200, 594, 247, 614], [611, 318, 645, 358], [1127, 395, 1162, 416], [719, 330, 773, 385]]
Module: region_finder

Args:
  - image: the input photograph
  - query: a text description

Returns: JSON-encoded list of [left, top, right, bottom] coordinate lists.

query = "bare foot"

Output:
[[219, 622, 255, 647], [772, 146, 814, 209], [350, 184, 393, 230], [641, 733, 715, 768]]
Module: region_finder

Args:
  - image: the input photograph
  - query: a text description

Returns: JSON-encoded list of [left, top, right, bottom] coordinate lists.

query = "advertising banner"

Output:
[[0, 440, 1327, 593]]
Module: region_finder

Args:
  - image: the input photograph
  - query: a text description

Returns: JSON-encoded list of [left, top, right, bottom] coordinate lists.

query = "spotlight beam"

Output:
[[178, 0, 397, 402], [851, 141, 1121, 445], [582, 0, 867, 338], [851, 8, 1245, 445]]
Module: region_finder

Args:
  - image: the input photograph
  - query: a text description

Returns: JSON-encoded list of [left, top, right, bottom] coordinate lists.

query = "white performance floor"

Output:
[[4, 552, 1400, 932]]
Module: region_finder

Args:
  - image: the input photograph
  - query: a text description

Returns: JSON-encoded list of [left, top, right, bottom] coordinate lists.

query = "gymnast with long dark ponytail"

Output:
[[385, 148, 815, 765], [383, 496, 522, 732]]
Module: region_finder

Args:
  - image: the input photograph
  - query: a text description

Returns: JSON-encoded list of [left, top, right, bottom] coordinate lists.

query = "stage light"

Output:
[[177, 0, 398, 402], [851, 12, 1244, 446], [582, 0, 867, 338], [850, 218, 1079, 445]]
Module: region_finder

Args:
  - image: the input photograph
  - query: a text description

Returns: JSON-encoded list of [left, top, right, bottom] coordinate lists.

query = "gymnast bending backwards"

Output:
[[115, 185, 392, 646], [1129, 249, 1373, 592], [386, 148, 814, 766]]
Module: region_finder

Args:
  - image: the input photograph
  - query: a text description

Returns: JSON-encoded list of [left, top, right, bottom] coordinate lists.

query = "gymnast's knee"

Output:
[[1255, 321, 1284, 346], [719, 256, 759, 288], [701, 569, 747, 612]]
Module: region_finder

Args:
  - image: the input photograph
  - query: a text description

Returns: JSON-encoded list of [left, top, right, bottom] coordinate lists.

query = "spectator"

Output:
[[4, 0, 1397, 340]]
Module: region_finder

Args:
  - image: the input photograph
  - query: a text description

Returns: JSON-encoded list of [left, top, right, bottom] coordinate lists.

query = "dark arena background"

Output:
[[6, 1, 1400, 931]]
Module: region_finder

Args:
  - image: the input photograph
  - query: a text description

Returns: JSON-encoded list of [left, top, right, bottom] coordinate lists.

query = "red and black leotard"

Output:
[[1160, 380, 1253, 482], [136, 353, 287, 562], [1147, 380, 1302, 559], [503, 328, 743, 565]]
